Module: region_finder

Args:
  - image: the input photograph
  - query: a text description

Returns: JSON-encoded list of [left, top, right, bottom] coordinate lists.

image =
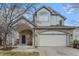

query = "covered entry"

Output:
[[19, 30, 33, 45], [14, 16, 34, 46]]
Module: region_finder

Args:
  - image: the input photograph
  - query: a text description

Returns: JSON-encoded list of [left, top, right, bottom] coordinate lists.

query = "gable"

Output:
[[37, 8, 50, 22], [17, 19, 33, 28], [34, 6, 66, 20], [13, 16, 35, 29], [37, 7, 56, 15]]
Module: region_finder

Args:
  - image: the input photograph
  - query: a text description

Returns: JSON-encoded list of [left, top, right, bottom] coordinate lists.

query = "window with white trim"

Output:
[[38, 11, 49, 22], [60, 20, 62, 25]]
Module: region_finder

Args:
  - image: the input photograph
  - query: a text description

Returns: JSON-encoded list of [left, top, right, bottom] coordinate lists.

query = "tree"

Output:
[[0, 3, 37, 49]]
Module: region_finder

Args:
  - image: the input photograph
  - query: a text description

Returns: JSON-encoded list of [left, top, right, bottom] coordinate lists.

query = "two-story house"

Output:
[[1, 6, 78, 48]]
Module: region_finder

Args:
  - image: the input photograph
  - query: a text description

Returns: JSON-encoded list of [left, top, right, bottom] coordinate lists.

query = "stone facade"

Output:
[[16, 30, 33, 46]]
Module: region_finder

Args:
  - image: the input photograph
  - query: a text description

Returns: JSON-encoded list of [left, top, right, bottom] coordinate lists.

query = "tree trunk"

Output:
[[3, 33, 7, 49], [3, 41, 7, 49]]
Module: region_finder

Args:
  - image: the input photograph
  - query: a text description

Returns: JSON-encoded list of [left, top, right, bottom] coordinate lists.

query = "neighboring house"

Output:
[[0, 6, 79, 47]]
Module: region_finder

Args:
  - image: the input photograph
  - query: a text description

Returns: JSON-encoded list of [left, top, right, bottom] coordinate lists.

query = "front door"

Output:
[[22, 35, 26, 44]]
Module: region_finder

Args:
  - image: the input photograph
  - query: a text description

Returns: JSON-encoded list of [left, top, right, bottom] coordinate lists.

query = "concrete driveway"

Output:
[[38, 47, 79, 56]]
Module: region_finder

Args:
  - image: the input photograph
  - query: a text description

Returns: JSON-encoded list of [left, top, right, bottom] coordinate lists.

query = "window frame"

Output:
[[59, 20, 62, 25], [38, 11, 49, 22]]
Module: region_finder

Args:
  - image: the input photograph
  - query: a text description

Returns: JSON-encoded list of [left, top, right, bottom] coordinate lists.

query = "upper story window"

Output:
[[38, 11, 49, 22], [59, 20, 62, 25]]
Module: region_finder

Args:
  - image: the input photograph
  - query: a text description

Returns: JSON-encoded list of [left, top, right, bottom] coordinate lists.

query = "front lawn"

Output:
[[0, 51, 39, 56]]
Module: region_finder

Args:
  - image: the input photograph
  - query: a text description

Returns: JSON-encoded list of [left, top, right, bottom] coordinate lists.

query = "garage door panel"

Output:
[[39, 35, 66, 46]]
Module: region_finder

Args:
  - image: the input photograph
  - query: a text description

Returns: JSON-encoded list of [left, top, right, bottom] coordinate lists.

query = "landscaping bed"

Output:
[[0, 47, 15, 50], [0, 51, 39, 56]]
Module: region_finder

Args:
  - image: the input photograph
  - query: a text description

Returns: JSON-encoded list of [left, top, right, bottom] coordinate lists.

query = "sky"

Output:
[[38, 3, 79, 26]]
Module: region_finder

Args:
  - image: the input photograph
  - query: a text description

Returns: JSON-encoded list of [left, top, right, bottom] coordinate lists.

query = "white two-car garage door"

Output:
[[38, 31, 67, 46]]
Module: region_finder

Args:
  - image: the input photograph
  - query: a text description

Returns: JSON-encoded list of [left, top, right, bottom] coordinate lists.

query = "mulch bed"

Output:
[[0, 47, 16, 51]]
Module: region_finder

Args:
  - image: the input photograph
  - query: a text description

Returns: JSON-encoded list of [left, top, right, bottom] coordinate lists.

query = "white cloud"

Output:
[[64, 17, 79, 26], [65, 8, 75, 14], [62, 3, 79, 14], [70, 18, 79, 26]]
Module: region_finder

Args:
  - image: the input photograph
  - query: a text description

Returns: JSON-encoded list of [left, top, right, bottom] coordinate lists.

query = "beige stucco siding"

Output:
[[73, 28, 79, 40], [51, 15, 64, 26], [34, 8, 64, 26], [50, 15, 57, 25], [56, 16, 64, 25], [35, 28, 73, 34], [36, 8, 50, 26]]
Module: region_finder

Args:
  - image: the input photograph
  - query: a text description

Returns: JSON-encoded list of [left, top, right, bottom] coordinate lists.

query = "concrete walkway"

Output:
[[11, 46, 79, 56], [38, 47, 79, 56]]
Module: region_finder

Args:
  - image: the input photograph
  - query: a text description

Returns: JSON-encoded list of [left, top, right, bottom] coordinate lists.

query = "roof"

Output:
[[12, 16, 36, 27], [33, 6, 66, 20], [34, 25, 77, 29], [11, 16, 79, 29]]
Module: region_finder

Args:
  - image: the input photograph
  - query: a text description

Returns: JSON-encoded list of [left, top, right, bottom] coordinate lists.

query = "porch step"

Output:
[[11, 45, 37, 52], [15, 45, 35, 49]]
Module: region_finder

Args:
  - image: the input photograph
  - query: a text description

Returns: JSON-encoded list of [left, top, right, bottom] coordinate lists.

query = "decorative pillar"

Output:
[[32, 29, 35, 47], [66, 34, 70, 46]]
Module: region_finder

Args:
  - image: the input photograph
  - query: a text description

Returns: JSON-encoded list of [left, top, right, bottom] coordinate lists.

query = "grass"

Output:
[[0, 51, 39, 56]]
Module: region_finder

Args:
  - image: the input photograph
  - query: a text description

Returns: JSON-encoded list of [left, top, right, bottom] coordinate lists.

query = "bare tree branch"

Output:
[[0, 3, 37, 48]]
